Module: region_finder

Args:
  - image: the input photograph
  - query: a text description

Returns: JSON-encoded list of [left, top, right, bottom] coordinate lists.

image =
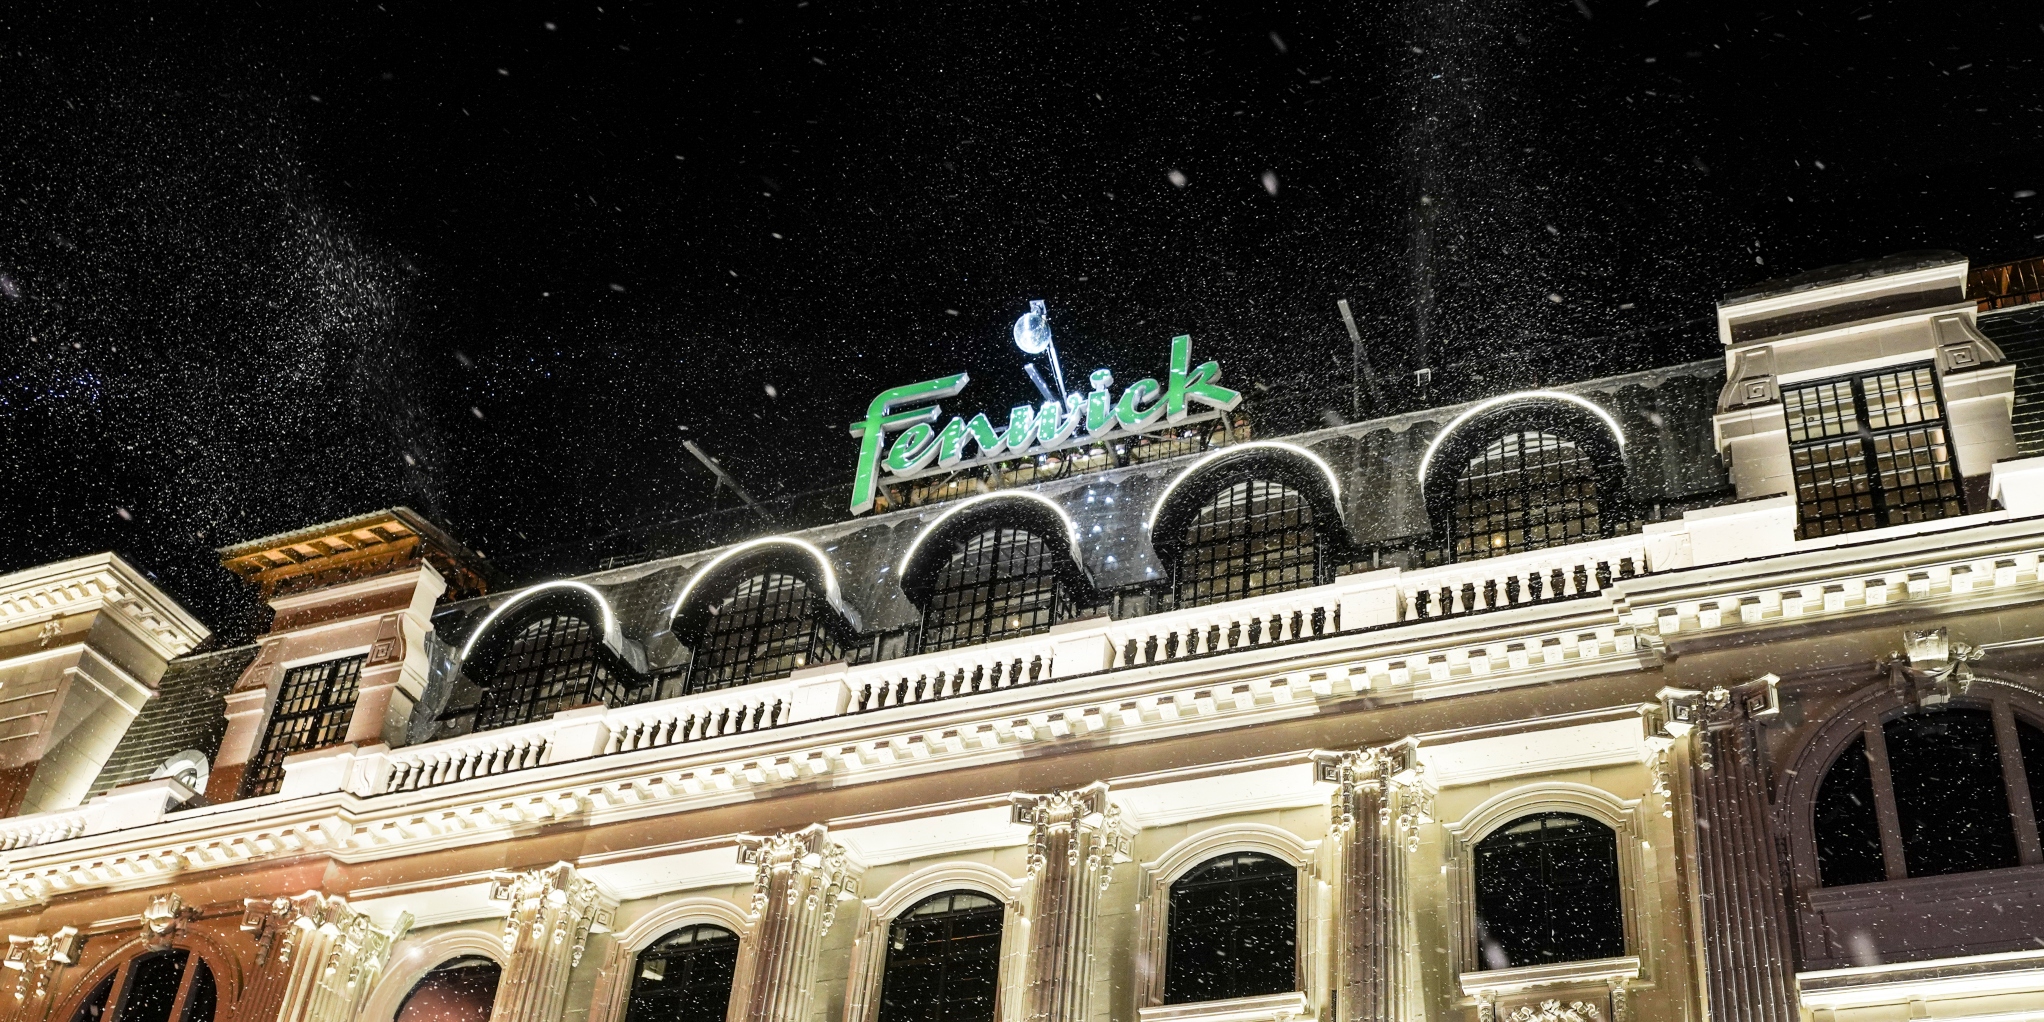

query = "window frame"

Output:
[[239, 653, 366, 798], [873, 890, 1010, 1022], [1781, 362, 1965, 538], [687, 571, 844, 692], [1448, 431, 1605, 561], [65, 946, 218, 1022], [1172, 479, 1326, 609], [918, 525, 1072, 653], [621, 924, 741, 1022], [845, 869, 1023, 1022], [468, 610, 646, 731], [1134, 826, 1317, 1012]]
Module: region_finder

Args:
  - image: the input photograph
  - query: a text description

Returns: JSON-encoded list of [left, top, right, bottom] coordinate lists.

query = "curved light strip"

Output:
[[1145, 440, 1344, 532], [667, 535, 844, 624], [1414, 389, 1626, 486], [457, 579, 620, 663], [896, 490, 1084, 579]]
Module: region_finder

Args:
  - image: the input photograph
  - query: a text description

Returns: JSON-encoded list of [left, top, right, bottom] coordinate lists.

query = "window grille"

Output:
[[1472, 812, 1625, 969], [921, 527, 1068, 652], [1163, 852, 1298, 1004], [690, 573, 841, 692], [475, 614, 636, 731], [625, 926, 739, 1022], [71, 949, 216, 1022], [1784, 365, 1963, 538], [1450, 431, 1601, 560], [1175, 480, 1321, 608], [239, 655, 365, 798], [877, 892, 1005, 1022]]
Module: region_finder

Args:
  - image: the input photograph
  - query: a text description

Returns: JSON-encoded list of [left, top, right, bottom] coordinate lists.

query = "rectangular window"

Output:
[[1783, 365, 1963, 538], [240, 654, 365, 798]]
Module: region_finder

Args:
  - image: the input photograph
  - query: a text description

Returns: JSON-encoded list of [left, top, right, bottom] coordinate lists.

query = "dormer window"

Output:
[[690, 572, 842, 691], [1450, 431, 1601, 560], [1784, 364, 1962, 538], [1176, 480, 1323, 608], [921, 526, 1070, 652]]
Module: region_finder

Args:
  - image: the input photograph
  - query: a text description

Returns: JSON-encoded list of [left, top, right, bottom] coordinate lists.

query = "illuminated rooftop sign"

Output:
[[848, 335, 1242, 514]]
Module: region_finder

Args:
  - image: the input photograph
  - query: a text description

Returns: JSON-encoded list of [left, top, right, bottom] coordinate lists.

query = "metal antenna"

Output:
[[1336, 298, 1386, 418], [683, 439, 771, 524]]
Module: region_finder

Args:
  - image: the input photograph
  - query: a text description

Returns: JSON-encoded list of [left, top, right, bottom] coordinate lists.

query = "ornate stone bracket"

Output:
[[4, 927, 80, 1002], [738, 824, 859, 937], [732, 825, 861, 1022], [1883, 626, 1984, 708], [241, 891, 411, 979], [1011, 783, 1136, 1022], [490, 862, 614, 969], [1315, 739, 1435, 850], [142, 892, 198, 949]]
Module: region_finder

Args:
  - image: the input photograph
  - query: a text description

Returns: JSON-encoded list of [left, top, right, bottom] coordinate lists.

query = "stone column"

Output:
[[1315, 743, 1428, 1022], [1661, 681, 1798, 1022], [1011, 783, 1133, 1022], [730, 825, 858, 1022], [242, 893, 411, 1022], [489, 863, 616, 1022]]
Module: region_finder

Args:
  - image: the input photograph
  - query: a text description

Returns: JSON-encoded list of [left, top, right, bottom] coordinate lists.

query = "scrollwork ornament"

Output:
[[141, 892, 196, 949], [489, 862, 610, 967], [737, 825, 858, 936], [1504, 1000, 1602, 1022], [4, 927, 80, 1001]]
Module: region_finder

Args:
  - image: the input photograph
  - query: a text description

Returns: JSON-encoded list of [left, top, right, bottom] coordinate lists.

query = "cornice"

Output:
[[0, 553, 208, 662]]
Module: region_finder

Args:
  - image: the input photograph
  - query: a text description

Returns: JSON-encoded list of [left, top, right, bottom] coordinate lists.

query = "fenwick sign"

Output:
[[848, 335, 1242, 514]]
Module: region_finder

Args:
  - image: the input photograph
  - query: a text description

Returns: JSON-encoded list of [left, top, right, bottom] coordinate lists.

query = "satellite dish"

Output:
[[1012, 300, 1053, 355]]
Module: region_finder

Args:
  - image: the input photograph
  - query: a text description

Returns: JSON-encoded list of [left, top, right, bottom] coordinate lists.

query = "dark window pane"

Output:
[[241, 655, 366, 797], [1884, 708, 2019, 877], [394, 957, 501, 1022], [115, 950, 189, 1022], [1472, 813, 1625, 969], [1813, 735, 1887, 887], [1451, 432, 1602, 561], [1164, 852, 1298, 1004], [626, 925, 739, 1022], [72, 975, 115, 1022], [1784, 365, 1962, 539], [878, 892, 1005, 1022], [2020, 718, 2044, 839], [1177, 481, 1320, 608], [477, 613, 642, 730], [922, 528, 1067, 652], [692, 573, 841, 691], [179, 963, 215, 1022]]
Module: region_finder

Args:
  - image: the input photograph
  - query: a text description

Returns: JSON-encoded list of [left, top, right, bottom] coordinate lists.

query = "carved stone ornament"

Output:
[[241, 891, 411, 987], [489, 863, 612, 968], [4, 927, 81, 1001], [1316, 739, 1435, 850], [1011, 782, 1134, 891], [1888, 626, 1985, 707], [1505, 1001, 1602, 1022], [141, 892, 197, 948], [737, 825, 859, 935], [1658, 676, 1780, 772]]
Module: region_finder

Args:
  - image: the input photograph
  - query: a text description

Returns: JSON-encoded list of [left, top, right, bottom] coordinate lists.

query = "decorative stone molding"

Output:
[[1315, 741, 1431, 1022], [1504, 1001, 1601, 1022], [3, 926, 80, 1001], [1884, 626, 1984, 707], [730, 825, 859, 1022], [240, 892, 411, 1022], [488, 863, 616, 1022], [141, 891, 197, 949], [1012, 782, 1135, 1022], [1460, 957, 1637, 1022], [0, 553, 209, 660]]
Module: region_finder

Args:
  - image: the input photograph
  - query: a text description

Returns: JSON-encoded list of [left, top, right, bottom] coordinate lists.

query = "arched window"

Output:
[[1175, 480, 1321, 608], [690, 573, 843, 691], [72, 949, 215, 1022], [1813, 706, 2044, 885], [877, 891, 1005, 1022], [393, 957, 501, 1022], [1472, 813, 1625, 969], [625, 925, 739, 1022], [1163, 852, 1297, 1005], [474, 612, 638, 731], [921, 527, 1069, 652], [1451, 431, 1601, 560]]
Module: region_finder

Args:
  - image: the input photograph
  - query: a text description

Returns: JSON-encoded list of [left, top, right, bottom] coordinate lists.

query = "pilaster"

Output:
[[1314, 741, 1430, 1022], [488, 863, 616, 1022], [3, 926, 81, 1006], [1011, 782, 1134, 1022], [241, 892, 411, 1022], [730, 825, 859, 1022]]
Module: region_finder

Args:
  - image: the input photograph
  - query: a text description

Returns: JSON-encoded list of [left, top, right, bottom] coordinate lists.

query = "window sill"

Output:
[[1138, 992, 1312, 1022], [1458, 955, 1641, 1000]]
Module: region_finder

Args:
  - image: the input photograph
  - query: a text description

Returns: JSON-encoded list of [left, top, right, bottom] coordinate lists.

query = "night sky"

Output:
[[2, 2, 2039, 637]]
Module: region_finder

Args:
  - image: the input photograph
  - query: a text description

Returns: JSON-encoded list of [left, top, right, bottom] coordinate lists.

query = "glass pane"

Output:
[[1784, 379, 1856, 443], [693, 573, 841, 690], [877, 892, 1004, 1022], [922, 527, 1066, 652], [2020, 717, 2044, 838], [1472, 813, 1625, 969], [1862, 367, 1943, 429], [1163, 853, 1297, 1004], [1884, 708, 2019, 877], [179, 963, 215, 1022], [627, 926, 739, 1022], [1451, 432, 1601, 561], [394, 958, 501, 1022], [241, 655, 366, 797], [114, 950, 189, 1022], [73, 975, 115, 1022], [1177, 481, 1319, 608], [1813, 735, 1887, 887]]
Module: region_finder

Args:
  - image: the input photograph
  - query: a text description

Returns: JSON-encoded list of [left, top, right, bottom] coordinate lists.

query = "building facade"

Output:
[[8, 252, 2044, 1022]]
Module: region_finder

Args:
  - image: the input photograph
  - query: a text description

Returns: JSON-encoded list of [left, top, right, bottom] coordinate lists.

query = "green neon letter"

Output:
[[1001, 404, 1039, 451], [1036, 397, 1082, 446], [848, 373, 970, 513], [1114, 377, 1165, 430], [1165, 334, 1242, 421], [885, 423, 940, 473], [1085, 369, 1116, 435]]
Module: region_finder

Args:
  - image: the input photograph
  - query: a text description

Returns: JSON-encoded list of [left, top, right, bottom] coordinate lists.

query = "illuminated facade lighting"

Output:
[[1145, 440, 1343, 532], [1416, 390, 1626, 486], [457, 579, 621, 662]]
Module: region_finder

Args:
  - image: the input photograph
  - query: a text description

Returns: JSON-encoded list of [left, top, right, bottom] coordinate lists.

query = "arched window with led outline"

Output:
[[1418, 392, 1630, 564], [451, 582, 647, 735], [670, 537, 860, 693], [898, 492, 1094, 653], [875, 891, 1007, 1022], [68, 947, 219, 1022], [621, 925, 741, 1022], [1146, 442, 1349, 610]]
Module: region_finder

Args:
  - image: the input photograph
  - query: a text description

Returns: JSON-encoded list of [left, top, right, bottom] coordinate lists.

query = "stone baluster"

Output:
[[1314, 741, 1430, 1022], [1661, 680, 1798, 1022], [488, 863, 616, 1022], [730, 825, 859, 1022], [4, 927, 81, 1005], [1011, 782, 1134, 1022], [242, 893, 411, 1022]]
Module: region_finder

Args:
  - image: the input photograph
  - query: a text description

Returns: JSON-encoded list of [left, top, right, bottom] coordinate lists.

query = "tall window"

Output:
[[1785, 365, 1963, 538], [393, 957, 500, 1022], [922, 527, 1068, 652], [1814, 706, 2044, 886], [1176, 480, 1320, 608], [877, 891, 1005, 1022], [72, 950, 215, 1022], [476, 613, 638, 731], [625, 926, 739, 1022], [240, 654, 365, 798], [690, 573, 841, 692], [1472, 813, 1625, 969], [1451, 432, 1601, 560], [1164, 852, 1297, 1005]]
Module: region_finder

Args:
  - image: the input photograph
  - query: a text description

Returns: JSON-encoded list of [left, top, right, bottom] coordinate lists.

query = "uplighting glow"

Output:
[[458, 580, 620, 663], [1144, 440, 1344, 532], [668, 536, 845, 624], [896, 491, 1082, 578], [1415, 390, 1626, 486]]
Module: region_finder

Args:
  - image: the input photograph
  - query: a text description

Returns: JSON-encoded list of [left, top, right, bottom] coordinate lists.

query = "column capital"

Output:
[[241, 891, 410, 972], [1010, 782, 1134, 879], [4, 926, 81, 1002], [1315, 739, 1433, 849], [490, 862, 615, 968], [735, 824, 859, 934]]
